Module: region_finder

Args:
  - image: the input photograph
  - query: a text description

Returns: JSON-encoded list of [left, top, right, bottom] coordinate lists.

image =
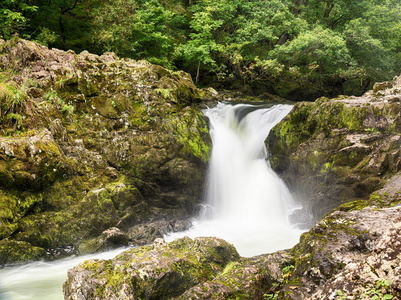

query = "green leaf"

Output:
[[384, 279, 392, 287]]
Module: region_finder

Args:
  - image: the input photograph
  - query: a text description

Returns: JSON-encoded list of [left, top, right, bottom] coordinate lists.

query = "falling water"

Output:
[[165, 102, 304, 256]]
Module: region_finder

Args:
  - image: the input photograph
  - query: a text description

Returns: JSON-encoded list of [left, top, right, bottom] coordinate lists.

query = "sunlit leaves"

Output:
[[272, 26, 354, 75], [0, 0, 38, 39]]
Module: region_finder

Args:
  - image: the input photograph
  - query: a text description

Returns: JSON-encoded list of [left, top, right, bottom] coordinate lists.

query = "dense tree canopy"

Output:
[[1, 0, 401, 100]]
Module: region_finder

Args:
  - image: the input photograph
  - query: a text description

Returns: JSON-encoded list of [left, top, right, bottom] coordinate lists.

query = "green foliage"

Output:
[[2, 0, 401, 98], [34, 27, 58, 47], [61, 104, 74, 115], [91, 0, 186, 69], [6, 113, 22, 129], [336, 279, 393, 299], [336, 289, 347, 300], [0, 0, 38, 39], [0, 79, 29, 130], [361, 279, 393, 300], [44, 89, 62, 105]]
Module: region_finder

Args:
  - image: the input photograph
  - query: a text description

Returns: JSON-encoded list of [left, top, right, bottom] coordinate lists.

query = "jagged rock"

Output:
[[0, 38, 210, 264], [268, 74, 401, 220], [279, 204, 401, 299]]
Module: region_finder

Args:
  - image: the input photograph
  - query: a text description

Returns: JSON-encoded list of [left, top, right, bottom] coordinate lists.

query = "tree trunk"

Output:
[[196, 60, 200, 85], [59, 17, 66, 48]]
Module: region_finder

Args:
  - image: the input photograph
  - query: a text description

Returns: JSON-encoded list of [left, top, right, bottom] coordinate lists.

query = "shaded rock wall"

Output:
[[0, 38, 210, 264]]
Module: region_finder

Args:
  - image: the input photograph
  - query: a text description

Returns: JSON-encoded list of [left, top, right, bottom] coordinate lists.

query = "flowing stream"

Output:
[[0, 247, 130, 300], [165, 102, 304, 256], [0, 102, 304, 299]]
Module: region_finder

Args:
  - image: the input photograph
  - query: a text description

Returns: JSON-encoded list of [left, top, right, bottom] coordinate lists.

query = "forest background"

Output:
[[1, 0, 401, 100]]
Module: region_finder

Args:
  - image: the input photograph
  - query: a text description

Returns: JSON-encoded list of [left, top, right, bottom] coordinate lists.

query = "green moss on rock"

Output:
[[0, 240, 47, 265], [64, 237, 240, 299], [0, 38, 212, 264]]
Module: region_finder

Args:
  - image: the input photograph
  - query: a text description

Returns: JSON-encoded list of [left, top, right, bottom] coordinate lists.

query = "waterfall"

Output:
[[165, 102, 303, 256], [0, 102, 305, 300]]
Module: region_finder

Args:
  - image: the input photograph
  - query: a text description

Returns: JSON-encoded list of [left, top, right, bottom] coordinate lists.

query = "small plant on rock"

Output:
[[360, 279, 393, 300]]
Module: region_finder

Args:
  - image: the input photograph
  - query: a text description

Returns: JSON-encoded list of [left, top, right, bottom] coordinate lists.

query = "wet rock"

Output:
[[62, 197, 401, 300], [0, 240, 47, 266], [128, 220, 192, 246], [78, 227, 128, 255]]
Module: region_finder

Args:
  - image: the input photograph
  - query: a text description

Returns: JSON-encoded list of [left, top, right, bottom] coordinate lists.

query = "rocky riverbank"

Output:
[[0, 38, 213, 264], [64, 73, 401, 299]]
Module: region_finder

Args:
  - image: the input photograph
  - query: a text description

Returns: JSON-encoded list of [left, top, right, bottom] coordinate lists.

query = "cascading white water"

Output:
[[165, 102, 304, 256]]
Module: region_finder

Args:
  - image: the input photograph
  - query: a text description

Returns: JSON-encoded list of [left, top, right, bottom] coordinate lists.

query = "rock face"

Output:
[[61, 67, 401, 299], [268, 74, 401, 220], [281, 185, 401, 299], [0, 38, 210, 264]]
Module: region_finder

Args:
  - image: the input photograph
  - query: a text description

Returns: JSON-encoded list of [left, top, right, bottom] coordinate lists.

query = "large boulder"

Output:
[[267, 74, 401, 220], [63, 237, 241, 299], [0, 38, 210, 264]]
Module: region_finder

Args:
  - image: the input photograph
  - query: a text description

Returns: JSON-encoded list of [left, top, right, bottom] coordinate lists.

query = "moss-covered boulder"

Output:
[[267, 74, 401, 220], [63, 237, 240, 299], [0, 38, 210, 264]]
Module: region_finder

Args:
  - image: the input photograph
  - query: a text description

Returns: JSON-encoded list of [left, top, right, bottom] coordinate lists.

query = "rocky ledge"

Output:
[[63, 178, 401, 299], [0, 38, 211, 264]]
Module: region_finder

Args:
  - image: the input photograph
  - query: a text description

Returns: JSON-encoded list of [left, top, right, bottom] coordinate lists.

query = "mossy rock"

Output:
[[0, 38, 211, 264], [267, 85, 401, 219], [0, 240, 47, 265], [63, 237, 240, 299]]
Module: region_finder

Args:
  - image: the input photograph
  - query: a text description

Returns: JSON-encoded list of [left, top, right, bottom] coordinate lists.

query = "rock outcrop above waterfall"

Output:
[[268, 73, 401, 221], [0, 38, 210, 264]]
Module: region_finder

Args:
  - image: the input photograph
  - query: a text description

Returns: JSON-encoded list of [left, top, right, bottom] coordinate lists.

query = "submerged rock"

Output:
[[0, 38, 210, 264]]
